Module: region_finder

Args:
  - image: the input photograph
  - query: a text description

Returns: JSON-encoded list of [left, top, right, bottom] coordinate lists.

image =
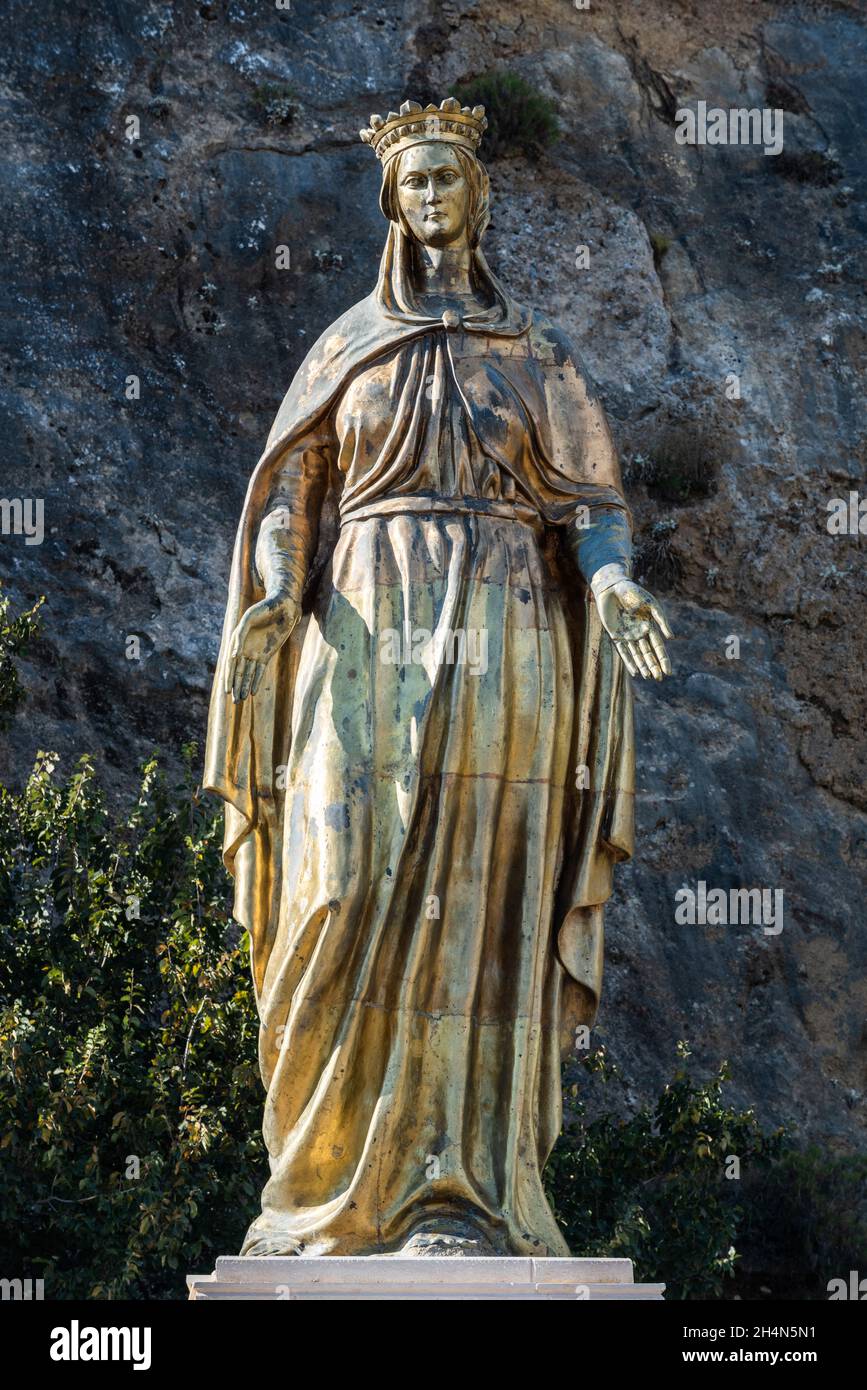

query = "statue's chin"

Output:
[[413, 227, 464, 250]]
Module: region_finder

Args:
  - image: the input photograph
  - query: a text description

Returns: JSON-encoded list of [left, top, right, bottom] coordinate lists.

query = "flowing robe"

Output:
[[205, 227, 634, 1256]]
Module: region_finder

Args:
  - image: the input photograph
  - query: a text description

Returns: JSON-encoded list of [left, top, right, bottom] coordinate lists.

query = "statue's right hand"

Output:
[[224, 594, 301, 702]]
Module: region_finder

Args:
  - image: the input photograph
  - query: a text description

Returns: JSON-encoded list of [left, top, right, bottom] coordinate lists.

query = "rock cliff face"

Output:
[[1, 0, 865, 1146]]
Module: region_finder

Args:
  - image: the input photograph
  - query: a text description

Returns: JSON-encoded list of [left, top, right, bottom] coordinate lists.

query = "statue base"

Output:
[[187, 1256, 664, 1301]]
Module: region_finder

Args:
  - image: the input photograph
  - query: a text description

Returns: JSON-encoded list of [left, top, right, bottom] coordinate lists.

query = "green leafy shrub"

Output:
[[544, 1044, 786, 1299], [450, 72, 559, 159], [0, 748, 264, 1299]]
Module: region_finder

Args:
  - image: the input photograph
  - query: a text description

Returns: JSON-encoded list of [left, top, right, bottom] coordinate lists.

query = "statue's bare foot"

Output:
[[241, 1235, 304, 1257], [400, 1228, 499, 1257]]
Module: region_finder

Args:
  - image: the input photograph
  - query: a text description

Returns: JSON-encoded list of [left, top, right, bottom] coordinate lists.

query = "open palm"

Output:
[[595, 578, 673, 680]]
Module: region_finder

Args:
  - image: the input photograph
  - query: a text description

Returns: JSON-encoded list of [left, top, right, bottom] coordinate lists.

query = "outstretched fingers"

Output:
[[638, 635, 663, 680], [648, 623, 672, 676], [612, 592, 674, 681], [628, 639, 653, 680], [615, 640, 639, 678]]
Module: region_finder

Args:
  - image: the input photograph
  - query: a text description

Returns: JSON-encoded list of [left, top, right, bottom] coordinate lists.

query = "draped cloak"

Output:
[[204, 224, 635, 1256]]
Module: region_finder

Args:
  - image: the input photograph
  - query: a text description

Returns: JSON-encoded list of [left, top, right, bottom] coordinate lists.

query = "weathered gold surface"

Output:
[[204, 98, 671, 1258]]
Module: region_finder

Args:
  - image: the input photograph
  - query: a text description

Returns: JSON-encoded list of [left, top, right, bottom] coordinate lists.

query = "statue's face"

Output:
[[396, 143, 470, 247]]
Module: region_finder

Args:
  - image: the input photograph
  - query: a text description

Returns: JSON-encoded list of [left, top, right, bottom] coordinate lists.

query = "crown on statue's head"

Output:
[[360, 98, 488, 168]]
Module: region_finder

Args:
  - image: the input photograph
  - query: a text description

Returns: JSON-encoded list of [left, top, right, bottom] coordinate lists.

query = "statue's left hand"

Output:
[[224, 594, 300, 702], [595, 577, 673, 681]]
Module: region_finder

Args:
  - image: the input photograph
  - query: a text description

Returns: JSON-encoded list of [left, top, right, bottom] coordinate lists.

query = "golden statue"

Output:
[[205, 98, 672, 1259]]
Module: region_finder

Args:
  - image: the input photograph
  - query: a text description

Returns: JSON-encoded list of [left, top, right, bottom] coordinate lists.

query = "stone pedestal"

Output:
[[187, 1256, 664, 1300]]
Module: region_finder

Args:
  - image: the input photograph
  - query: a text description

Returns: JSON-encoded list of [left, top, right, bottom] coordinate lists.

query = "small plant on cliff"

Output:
[[450, 72, 559, 159], [773, 149, 842, 187], [252, 82, 297, 128], [634, 517, 683, 591], [639, 428, 718, 505], [0, 586, 43, 729], [649, 231, 672, 270]]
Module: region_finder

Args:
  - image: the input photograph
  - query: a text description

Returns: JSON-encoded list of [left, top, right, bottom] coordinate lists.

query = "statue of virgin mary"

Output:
[[205, 98, 672, 1258]]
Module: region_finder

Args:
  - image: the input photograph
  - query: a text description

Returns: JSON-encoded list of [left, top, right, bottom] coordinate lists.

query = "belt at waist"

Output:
[[339, 495, 543, 531]]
